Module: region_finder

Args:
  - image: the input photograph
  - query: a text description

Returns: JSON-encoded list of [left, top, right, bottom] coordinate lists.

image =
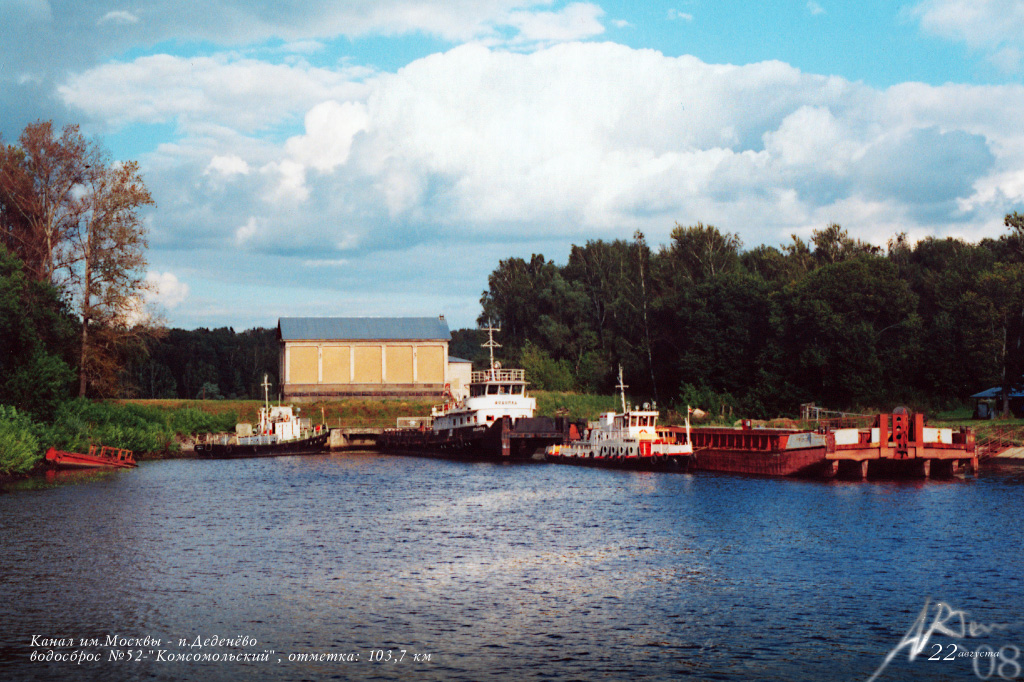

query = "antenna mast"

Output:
[[616, 365, 628, 414], [481, 326, 501, 377]]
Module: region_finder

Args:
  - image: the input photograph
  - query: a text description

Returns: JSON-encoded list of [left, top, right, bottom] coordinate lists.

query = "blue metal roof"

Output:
[[971, 386, 1024, 399], [279, 317, 451, 341]]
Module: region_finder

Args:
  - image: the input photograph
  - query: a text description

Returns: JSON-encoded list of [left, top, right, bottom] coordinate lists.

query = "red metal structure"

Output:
[[44, 445, 137, 470], [824, 408, 976, 478]]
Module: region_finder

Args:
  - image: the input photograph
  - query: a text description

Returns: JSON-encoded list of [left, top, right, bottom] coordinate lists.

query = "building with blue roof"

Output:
[[278, 316, 454, 400]]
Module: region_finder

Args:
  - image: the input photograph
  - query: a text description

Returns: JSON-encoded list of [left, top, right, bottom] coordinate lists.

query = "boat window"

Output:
[[487, 385, 499, 395], [511, 385, 523, 395], [499, 385, 508, 394]]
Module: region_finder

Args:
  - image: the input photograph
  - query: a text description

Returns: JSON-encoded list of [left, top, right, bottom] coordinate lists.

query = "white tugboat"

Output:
[[379, 328, 575, 459], [429, 326, 536, 433], [546, 367, 694, 470], [195, 375, 330, 458]]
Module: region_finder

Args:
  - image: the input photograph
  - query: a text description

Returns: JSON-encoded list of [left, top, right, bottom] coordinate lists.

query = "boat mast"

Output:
[[616, 365, 628, 414], [482, 325, 501, 379]]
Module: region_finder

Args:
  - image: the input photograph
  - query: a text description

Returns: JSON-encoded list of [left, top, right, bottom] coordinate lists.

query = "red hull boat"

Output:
[[44, 446, 137, 470]]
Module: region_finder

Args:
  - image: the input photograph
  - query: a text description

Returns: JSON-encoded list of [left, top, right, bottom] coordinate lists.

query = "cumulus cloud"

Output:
[[285, 101, 369, 172], [205, 154, 250, 176], [53, 40, 1024, 327], [912, 0, 1024, 72], [505, 3, 605, 46], [146, 271, 190, 308]]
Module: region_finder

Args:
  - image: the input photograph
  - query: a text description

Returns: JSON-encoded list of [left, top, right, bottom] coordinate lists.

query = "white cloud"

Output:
[[235, 216, 260, 244], [97, 10, 139, 26], [912, 0, 1024, 71], [284, 101, 369, 172], [505, 3, 605, 45], [58, 41, 1024, 329], [205, 154, 250, 176], [807, 2, 825, 16], [57, 54, 370, 132], [146, 271, 190, 308], [667, 9, 694, 22]]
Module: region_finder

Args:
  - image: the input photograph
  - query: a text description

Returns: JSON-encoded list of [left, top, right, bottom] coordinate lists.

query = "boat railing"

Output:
[[471, 368, 525, 383]]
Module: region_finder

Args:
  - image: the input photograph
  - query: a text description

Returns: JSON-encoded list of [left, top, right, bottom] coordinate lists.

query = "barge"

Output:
[[663, 409, 977, 479], [664, 425, 829, 477], [44, 445, 137, 470]]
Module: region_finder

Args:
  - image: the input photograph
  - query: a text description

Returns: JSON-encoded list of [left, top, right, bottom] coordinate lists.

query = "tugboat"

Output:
[[545, 367, 694, 471], [379, 328, 577, 459], [194, 375, 330, 459]]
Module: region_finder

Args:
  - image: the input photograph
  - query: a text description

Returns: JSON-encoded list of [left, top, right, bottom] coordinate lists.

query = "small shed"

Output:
[[279, 316, 451, 400], [970, 386, 1024, 419]]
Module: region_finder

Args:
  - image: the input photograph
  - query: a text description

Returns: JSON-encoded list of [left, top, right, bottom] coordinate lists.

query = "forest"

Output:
[[116, 219, 1024, 419], [474, 220, 1024, 417]]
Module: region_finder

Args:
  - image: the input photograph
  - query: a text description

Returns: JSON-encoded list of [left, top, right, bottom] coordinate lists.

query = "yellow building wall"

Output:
[[418, 345, 445, 383], [386, 346, 414, 383], [322, 345, 350, 383], [290, 346, 319, 384], [353, 346, 383, 383]]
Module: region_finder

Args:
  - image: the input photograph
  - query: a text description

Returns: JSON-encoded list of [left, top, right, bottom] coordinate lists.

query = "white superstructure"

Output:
[[429, 327, 536, 433], [547, 367, 693, 462]]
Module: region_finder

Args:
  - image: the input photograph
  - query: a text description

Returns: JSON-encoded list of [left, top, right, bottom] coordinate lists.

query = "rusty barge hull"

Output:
[[379, 416, 579, 460], [665, 427, 828, 477]]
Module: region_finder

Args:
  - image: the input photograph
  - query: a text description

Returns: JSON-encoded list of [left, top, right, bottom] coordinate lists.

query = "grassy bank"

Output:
[[117, 398, 438, 429], [0, 399, 240, 475]]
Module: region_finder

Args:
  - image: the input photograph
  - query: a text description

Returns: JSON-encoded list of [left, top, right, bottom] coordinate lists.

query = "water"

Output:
[[2, 454, 1024, 682]]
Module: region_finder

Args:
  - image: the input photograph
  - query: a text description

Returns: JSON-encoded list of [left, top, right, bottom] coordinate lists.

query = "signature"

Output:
[[868, 598, 1009, 681]]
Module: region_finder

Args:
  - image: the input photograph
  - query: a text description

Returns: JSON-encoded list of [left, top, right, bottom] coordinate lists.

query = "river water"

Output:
[[2, 453, 1024, 682]]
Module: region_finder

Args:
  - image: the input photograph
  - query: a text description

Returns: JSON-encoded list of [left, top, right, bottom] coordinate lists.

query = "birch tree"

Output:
[[71, 158, 155, 397]]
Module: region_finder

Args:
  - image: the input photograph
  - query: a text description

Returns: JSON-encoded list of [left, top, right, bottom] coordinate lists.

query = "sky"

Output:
[[2, 0, 1024, 330]]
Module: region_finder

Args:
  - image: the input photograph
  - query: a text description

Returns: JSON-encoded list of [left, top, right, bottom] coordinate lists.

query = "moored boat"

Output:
[[545, 367, 695, 471], [379, 327, 576, 459], [195, 376, 330, 459], [44, 445, 137, 470]]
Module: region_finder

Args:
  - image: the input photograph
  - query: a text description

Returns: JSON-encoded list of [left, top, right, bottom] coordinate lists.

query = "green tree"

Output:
[[0, 246, 76, 416], [664, 222, 742, 282]]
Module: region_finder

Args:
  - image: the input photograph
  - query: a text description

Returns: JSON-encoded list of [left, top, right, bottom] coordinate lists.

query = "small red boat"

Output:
[[44, 445, 137, 470]]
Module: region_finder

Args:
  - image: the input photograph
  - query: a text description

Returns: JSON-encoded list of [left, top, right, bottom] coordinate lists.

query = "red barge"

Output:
[[665, 424, 828, 476], [664, 409, 977, 479], [44, 445, 137, 470]]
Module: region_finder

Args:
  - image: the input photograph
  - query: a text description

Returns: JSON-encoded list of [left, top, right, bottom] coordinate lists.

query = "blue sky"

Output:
[[2, 0, 1024, 330]]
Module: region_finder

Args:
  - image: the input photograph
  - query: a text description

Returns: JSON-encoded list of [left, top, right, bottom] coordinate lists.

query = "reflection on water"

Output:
[[2, 453, 1023, 681]]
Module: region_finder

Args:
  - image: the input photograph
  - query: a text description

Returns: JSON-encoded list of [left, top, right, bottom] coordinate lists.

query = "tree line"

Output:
[[478, 220, 1024, 417]]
